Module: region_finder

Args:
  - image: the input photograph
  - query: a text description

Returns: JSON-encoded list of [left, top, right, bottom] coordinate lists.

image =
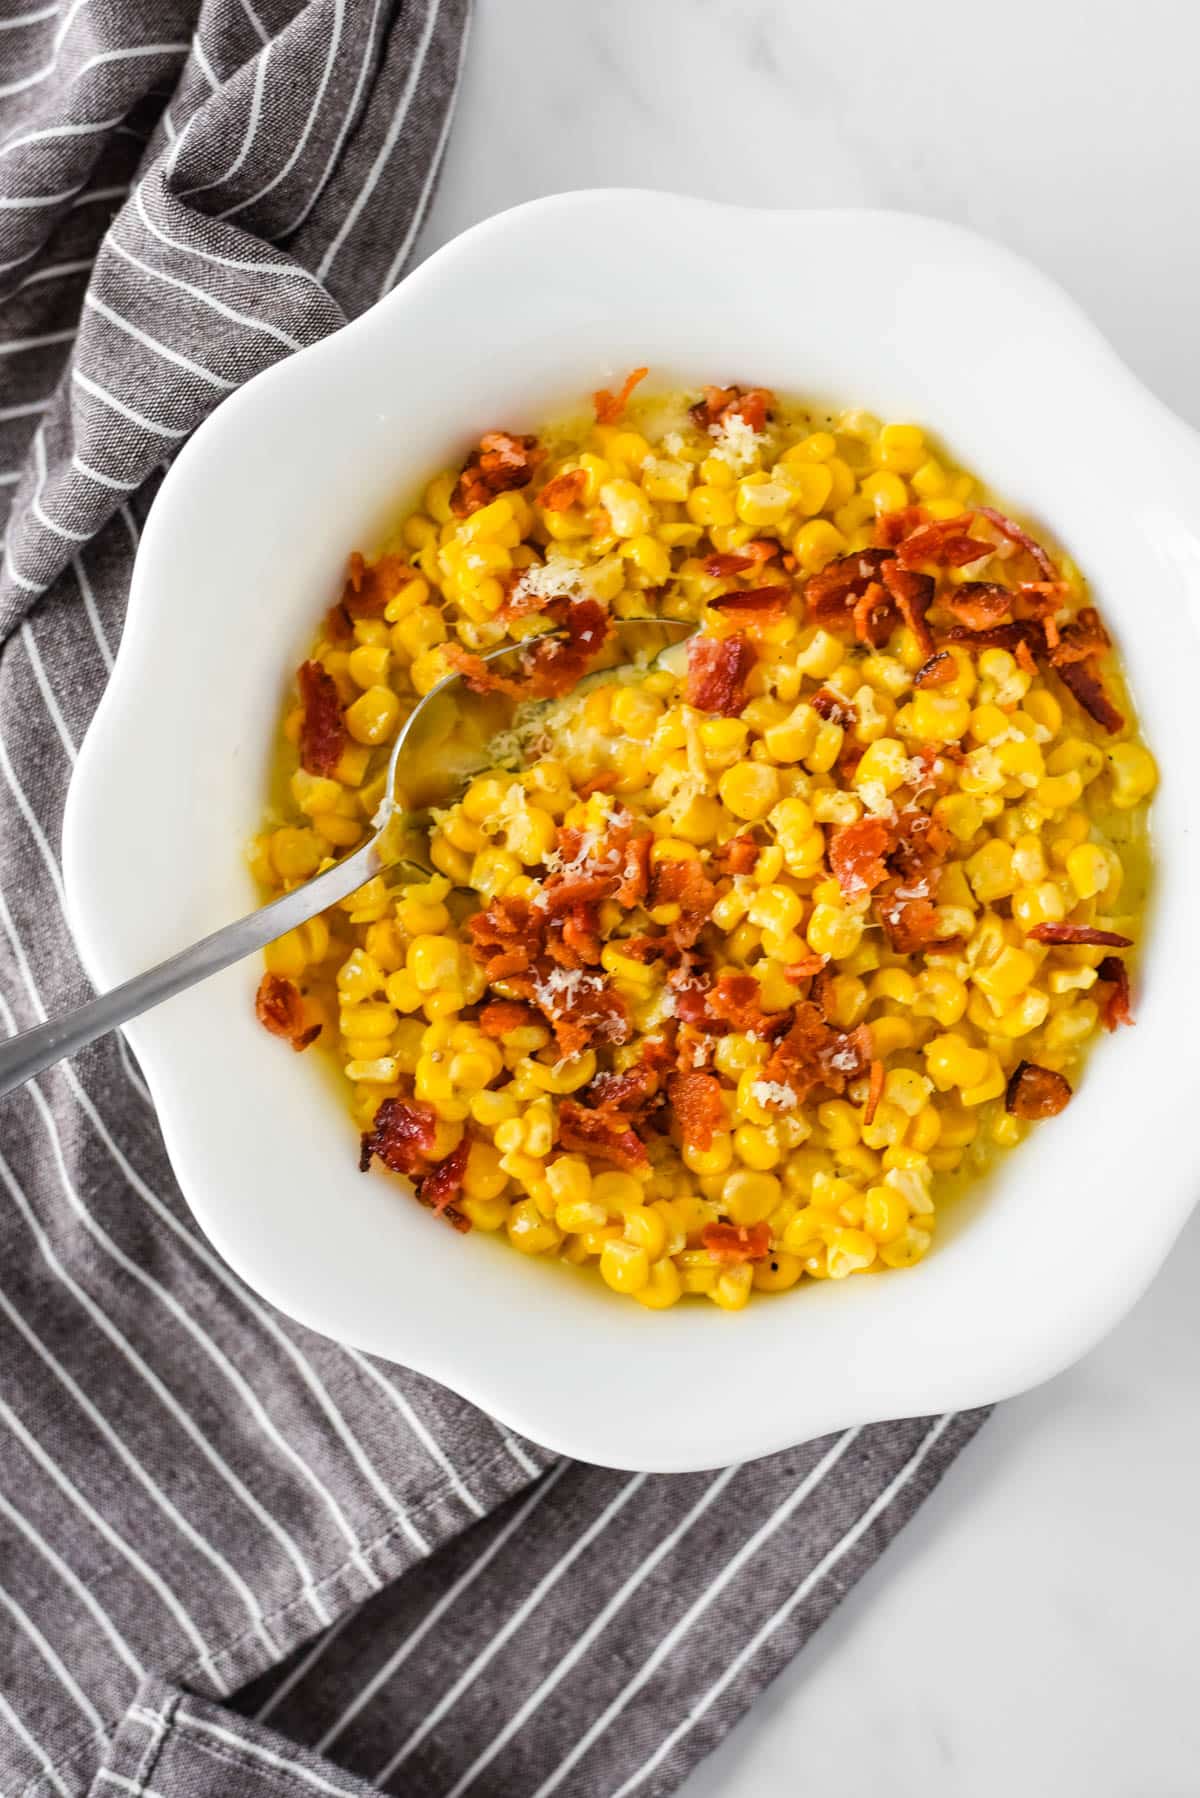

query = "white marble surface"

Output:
[[415, 4, 1200, 1790]]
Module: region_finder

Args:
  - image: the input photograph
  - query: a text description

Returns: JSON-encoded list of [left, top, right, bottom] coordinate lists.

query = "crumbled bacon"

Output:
[[468, 894, 540, 983], [1027, 923, 1133, 948], [942, 620, 1038, 657], [804, 548, 892, 626], [851, 581, 898, 647], [715, 834, 760, 876], [810, 687, 857, 729], [762, 1003, 872, 1103], [829, 815, 895, 900], [942, 581, 1013, 632], [322, 600, 354, 642], [417, 1139, 471, 1232], [296, 658, 345, 778], [478, 1000, 543, 1039], [1053, 658, 1124, 733], [863, 1059, 886, 1127], [707, 585, 791, 629], [547, 981, 631, 1059], [891, 807, 950, 882], [359, 1096, 439, 1176], [1015, 637, 1038, 678], [593, 366, 649, 426], [873, 506, 927, 549], [585, 1061, 662, 1119], [975, 506, 1058, 582], [1096, 955, 1134, 1031], [877, 889, 941, 954], [1004, 1060, 1072, 1120], [649, 858, 718, 948], [914, 649, 957, 689], [706, 971, 788, 1038], [702, 541, 779, 578], [701, 1221, 771, 1264], [341, 550, 415, 620], [880, 562, 935, 656], [785, 953, 828, 982], [537, 468, 589, 512], [667, 1070, 729, 1152], [1048, 606, 1110, 665], [558, 1099, 648, 1170], [255, 973, 321, 1051], [896, 514, 990, 570], [450, 432, 543, 517], [684, 632, 756, 716], [449, 598, 611, 702], [690, 384, 773, 434]]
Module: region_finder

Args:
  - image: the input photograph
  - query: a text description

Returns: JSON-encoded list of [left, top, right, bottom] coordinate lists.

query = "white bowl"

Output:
[[63, 192, 1200, 1473]]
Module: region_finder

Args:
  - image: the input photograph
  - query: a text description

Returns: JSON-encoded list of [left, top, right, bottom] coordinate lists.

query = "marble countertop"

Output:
[[416, 4, 1200, 1789]]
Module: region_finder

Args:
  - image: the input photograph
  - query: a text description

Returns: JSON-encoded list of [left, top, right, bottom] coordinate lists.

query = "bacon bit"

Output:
[[1014, 580, 1068, 622], [359, 1096, 439, 1176], [1049, 606, 1111, 666], [321, 600, 354, 642], [809, 964, 833, 1019], [829, 815, 895, 900], [897, 515, 990, 569], [649, 858, 718, 949], [255, 973, 321, 1051], [684, 632, 756, 717], [593, 366, 649, 426], [1054, 658, 1125, 733], [1026, 923, 1133, 948], [612, 932, 677, 965], [873, 505, 928, 549], [914, 649, 957, 689], [550, 983, 631, 1060], [785, 953, 828, 983], [450, 431, 544, 518], [667, 1069, 729, 1152], [617, 830, 652, 907], [1096, 955, 1134, 1031], [558, 1099, 648, 1171], [701, 1221, 771, 1264], [468, 894, 540, 982], [577, 771, 620, 799], [690, 384, 774, 434], [706, 971, 788, 1038], [715, 833, 760, 877], [702, 542, 780, 579], [851, 581, 898, 648], [804, 548, 893, 623], [537, 467, 589, 512], [941, 581, 1013, 632], [799, 692, 849, 737], [417, 1139, 471, 1231], [478, 1000, 543, 1039], [975, 506, 1058, 582], [296, 658, 345, 778], [892, 807, 951, 881], [878, 891, 941, 954], [1015, 637, 1038, 678], [1004, 1059, 1072, 1120], [763, 1004, 872, 1103], [941, 620, 1043, 658], [585, 1062, 662, 1118], [863, 1059, 886, 1127], [448, 598, 611, 701], [880, 562, 935, 656], [707, 585, 791, 630], [341, 550, 415, 620]]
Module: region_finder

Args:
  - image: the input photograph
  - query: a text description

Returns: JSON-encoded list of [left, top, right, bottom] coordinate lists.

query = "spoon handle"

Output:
[[0, 838, 382, 1101]]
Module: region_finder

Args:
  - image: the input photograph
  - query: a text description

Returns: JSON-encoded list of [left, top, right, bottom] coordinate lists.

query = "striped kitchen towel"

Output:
[[0, 0, 987, 1793]]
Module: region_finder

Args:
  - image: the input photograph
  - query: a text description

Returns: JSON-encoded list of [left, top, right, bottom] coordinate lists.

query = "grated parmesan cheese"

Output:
[[708, 412, 763, 470], [749, 1079, 798, 1110]]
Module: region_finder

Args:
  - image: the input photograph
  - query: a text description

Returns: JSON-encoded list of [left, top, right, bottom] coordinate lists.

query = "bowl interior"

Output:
[[63, 195, 1200, 1470]]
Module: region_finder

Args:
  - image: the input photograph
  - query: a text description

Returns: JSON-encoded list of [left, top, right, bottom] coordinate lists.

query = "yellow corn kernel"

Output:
[[600, 1238, 650, 1294], [264, 927, 308, 979], [1011, 880, 1067, 929], [924, 1032, 989, 1093], [507, 1199, 561, 1257], [347, 644, 390, 690], [863, 1185, 910, 1242], [590, 1170, 645, 1216], [1036, 770, 1084, 813], [752, 1251, 802, 1292], [965, 838, 1016, 904], [972, 946, 1036, 1003], [735, 475, 792, 527], [762, 704, 818, 764], [718, 762, 779, 821], [805, 720, 844, 774], [806, 903, 863, 961], [826, 1226, 877, 1279], [270, 827, 322, 881], [733, 1123, 782, 1170], [462, 1139, 507, 1202], [792, 518, 847, 574], [884, 1068, 933, 1117], [903, 691, 971, 745], [868, 1015, 915, 1057], [912, 966, 967, 1027], [337, 947, 383, 1003], [634, 1258, 684, 1309], [959, 1055, 1006, 1107], [1106, 742, 1157, 808], [879, 1226, 932, 1269], [1065, 841, 1110, 900], [683, 1133, 733, 1176], [407, 934, 462, 995], [623, 1205, 668, 1260], [709, 1263, 754, 1311], [876, 423, 925, 474], [344, 685, 402, 747], [788, 462, 834, 517], [723, 1169, 782, 1227], [859, 470, 909, 515]]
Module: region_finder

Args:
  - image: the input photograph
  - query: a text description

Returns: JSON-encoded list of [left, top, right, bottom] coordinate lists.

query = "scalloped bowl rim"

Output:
[[62, 192, 1200, 1471]]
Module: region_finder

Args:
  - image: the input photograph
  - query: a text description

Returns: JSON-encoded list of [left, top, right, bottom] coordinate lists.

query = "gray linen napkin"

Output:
[[0, 2, 986, 1792]]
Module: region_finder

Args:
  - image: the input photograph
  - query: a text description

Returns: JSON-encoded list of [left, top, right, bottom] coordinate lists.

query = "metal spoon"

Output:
[[0, 617, 693, 1099]]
